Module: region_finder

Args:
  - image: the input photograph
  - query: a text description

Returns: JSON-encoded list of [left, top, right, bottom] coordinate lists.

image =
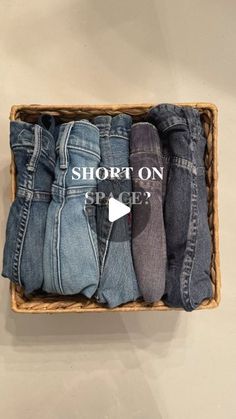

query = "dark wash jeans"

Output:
[[148, 104, 212, 311], [2, 121, 56, 294], [93, 114, 140, 308]]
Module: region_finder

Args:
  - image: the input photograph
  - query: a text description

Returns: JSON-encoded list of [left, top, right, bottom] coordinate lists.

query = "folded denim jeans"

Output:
[[93, 114, 140, 308], [2, 121, 56, 294], [148, 104, 212, 311], [43, 120, 100, 297], [130, 122, 167, 302]]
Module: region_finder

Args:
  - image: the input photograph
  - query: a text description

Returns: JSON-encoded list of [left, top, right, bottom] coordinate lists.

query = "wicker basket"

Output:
[[8, 103, 220, 313]]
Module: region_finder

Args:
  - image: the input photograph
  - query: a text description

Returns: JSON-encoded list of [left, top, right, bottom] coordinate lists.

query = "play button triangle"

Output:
[[108, 197, 131, 222]]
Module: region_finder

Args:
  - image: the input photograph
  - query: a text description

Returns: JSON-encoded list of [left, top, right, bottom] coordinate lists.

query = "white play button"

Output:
[[108, 197, 131, 222]]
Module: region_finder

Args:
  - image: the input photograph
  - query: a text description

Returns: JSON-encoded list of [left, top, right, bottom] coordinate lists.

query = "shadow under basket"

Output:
[[9, 103, 221, 313]]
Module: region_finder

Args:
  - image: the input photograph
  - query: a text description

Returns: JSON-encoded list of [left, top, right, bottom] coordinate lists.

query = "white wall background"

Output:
[[0, 1, 235, 418]]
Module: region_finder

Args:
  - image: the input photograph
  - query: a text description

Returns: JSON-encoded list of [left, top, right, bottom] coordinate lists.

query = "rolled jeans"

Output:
[[149, 104, 212, 311], [93, 114, 140, 308], [2, 121, 56, 294], [130, 122, 166, 302], [43, 120, 100, 297]]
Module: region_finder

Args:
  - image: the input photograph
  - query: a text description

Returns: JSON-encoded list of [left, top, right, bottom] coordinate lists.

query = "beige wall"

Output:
[[0, 1, 235, 418]]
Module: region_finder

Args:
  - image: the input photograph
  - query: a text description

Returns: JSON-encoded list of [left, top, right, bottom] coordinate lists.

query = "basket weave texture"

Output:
[[9, 103, 220, 313]]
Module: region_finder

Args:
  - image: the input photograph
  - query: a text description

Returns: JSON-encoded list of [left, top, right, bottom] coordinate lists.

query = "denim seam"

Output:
[[16, 128, 34, 139], [56, 168, 69, 295], [187, 112, 203, 310], [12, 144, 34, 149], [180, 174, 198, 311], [109, 134, 129, 140], [31, 195, 51, 202], [12, 197, 32, 285], [17, 186, 51, 194], [179, 111, 200, 311], [74, 121, 100, 132], [62, 194, 84, 199], [17, 188, 51, 202], [12, 145, 55, 168], [163, 155, 197, 173], [132, 122, 155, 129], [59, 120, 99, 133], [83, 206, 100, 282], [98, 121, 114, 169], [96, 215, 111, 281], [95, 127, 111, 138], [67, 146, 100, 159], [101, 221, 113, 275], [51, 202, 59, 292], [66, 187, 96, 194], [27, 126, 42, 173], [162, 122, 187, 133], [56, 145, 100, 160], [16, 126, 55, 142], [52, 185, 96, 201], [59, 122, 74, 169], [56, 195, 65, 294], [130, 150, 161, 156], [91, 123, 108, 128]]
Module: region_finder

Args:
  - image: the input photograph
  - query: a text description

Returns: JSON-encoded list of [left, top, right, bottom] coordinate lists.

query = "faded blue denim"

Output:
[[43, 120, 100, 297], [148, 104, 212, 311], [2, 121, 56, 294], [93, 114, 140, 308]]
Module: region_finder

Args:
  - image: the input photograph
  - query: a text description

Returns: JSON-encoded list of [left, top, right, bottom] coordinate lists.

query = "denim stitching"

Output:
[[56, 123, 74, 293], [59, 122, 74, 169], [12, 145, 55, 168], [162, 122, 188, 133], [179, 109, 200, 311], [17, 187, 51, 202], [83, 206, 100, 279], [109, 134, 130, 140], [62, 145, 100, 160], [12, 198, 31, 284], [27, 125, 42, 173]]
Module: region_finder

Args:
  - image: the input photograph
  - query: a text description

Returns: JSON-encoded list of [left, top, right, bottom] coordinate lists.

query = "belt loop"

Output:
[[59, 122, 74, 169], [27, 124, 42, 173]]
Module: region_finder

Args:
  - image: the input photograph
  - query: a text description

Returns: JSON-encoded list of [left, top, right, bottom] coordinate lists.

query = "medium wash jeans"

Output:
[[93, 114, 140, 308], [149, 104, 212, 311], [2, 121, 56, 294], [43, 120, 100, 297]]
